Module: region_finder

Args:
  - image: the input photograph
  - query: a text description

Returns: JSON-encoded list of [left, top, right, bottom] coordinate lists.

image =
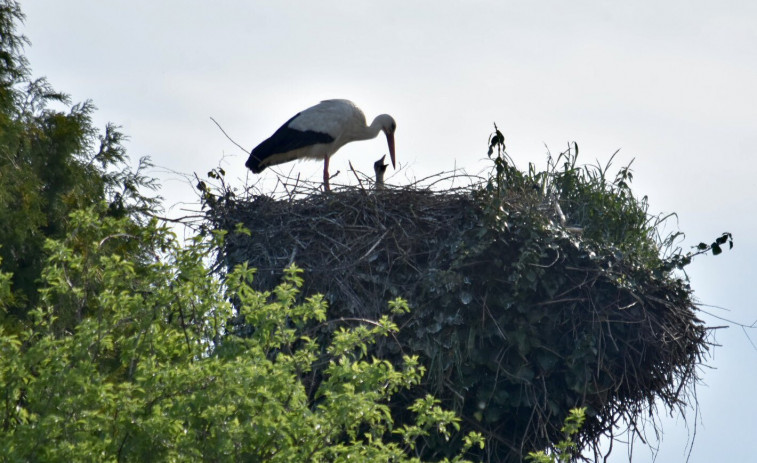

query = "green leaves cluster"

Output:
[[0, 0, 158, 322], [484, 126, 732, 273], [526, 408, 587, 463], [0, 208, 483, 461], [486, 128, 656, 263]]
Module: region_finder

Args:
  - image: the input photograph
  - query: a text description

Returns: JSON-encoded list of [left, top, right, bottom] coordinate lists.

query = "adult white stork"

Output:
[[245, 99, 396, 191]]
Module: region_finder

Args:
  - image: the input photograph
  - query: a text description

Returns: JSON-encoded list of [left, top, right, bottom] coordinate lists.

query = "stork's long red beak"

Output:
[[386, 132, 396, 169]]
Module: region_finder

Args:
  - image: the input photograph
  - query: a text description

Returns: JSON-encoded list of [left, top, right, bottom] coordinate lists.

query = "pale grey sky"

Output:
[[22, 1, 757, 461]]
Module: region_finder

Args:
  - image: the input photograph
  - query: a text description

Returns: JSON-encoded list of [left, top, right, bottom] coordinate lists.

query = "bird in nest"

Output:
[[246, 99, 396, 192]]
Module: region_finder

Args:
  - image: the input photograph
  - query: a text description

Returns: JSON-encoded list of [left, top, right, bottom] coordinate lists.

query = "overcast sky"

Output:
[[22, 1, 757, 461]]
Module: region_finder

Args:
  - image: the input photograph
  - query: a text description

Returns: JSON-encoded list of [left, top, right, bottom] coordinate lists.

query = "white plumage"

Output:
[[246, 99, 396, 191]]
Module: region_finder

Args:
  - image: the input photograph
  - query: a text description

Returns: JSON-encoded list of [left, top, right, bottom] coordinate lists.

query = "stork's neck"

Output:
[[353, 114, 393, 141], [374, 167, 386, 189]]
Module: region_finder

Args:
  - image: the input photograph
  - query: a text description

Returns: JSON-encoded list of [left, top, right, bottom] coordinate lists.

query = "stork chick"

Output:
[[374, 155, 388, 189]]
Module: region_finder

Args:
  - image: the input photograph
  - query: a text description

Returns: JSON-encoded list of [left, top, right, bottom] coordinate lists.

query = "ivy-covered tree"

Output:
[[0, 0, 157, 327]]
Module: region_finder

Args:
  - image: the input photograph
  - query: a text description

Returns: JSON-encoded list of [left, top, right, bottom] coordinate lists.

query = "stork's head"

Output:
[[374, 155, 388, 174], [376, 114, 396, 170]]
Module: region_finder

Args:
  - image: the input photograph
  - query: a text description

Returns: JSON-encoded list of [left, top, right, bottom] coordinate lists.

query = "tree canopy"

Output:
[[0, 209, 483, 461], [0, 0, 157, 326]]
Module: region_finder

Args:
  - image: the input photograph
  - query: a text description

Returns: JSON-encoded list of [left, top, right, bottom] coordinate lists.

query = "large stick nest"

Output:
[[206, 176, 708, 462]]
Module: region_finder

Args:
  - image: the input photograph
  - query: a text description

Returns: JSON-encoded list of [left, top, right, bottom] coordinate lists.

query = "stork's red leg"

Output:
[[323, 156, 330, 192]]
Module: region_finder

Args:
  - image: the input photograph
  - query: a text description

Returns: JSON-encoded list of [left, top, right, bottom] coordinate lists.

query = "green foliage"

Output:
[[0, 0, 159, 323], [526, 408, 587, 463], [484, 126, 732, 271], [485, 127, 658, 264], [0, 209, 482, 461], [0, 0, 28, 108]]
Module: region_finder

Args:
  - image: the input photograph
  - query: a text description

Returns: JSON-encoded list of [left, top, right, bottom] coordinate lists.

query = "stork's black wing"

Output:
[[246, 113, 335, 173]]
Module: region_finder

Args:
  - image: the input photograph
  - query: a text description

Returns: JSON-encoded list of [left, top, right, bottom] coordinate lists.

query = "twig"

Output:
[[210, 117, 248, 154], [348, 161, 365, 190]]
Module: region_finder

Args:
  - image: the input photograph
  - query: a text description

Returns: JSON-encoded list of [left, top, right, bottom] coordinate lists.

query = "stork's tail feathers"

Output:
[[245, 153, 265, 173]]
